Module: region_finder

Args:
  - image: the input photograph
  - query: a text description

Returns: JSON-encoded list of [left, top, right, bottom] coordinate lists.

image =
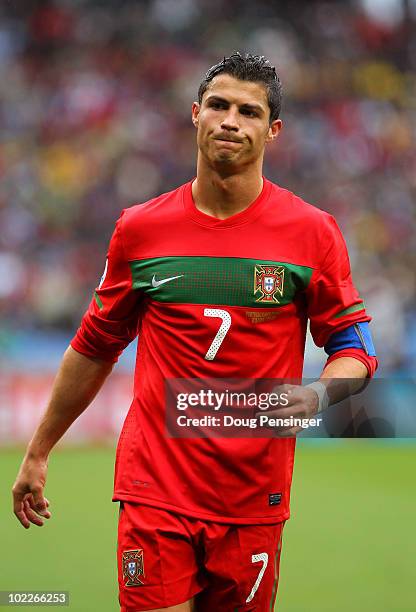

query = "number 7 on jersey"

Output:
[[204, 308, 232, 361]]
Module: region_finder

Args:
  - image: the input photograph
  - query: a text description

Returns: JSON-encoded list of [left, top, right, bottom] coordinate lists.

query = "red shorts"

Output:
[[117, 502, 285, 611]]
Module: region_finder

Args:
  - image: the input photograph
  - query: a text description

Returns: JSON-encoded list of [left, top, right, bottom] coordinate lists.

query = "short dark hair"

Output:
[[198, 52, 283, 122]]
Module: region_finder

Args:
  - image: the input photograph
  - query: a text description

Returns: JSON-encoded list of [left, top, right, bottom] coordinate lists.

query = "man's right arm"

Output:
[[14, 211, 141, 528], [12, 346, 113, 529]]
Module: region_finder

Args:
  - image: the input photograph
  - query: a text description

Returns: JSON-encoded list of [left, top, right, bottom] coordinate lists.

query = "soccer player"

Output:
[[13, 53, 377, 611]]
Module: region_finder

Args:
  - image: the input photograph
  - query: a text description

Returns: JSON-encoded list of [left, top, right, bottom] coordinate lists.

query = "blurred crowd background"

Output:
[[0, 0, 415, 375]]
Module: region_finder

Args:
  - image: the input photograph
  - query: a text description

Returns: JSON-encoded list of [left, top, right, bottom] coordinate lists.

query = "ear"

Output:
[[266, 119, 283, 143], [192, 102, 200, 128]]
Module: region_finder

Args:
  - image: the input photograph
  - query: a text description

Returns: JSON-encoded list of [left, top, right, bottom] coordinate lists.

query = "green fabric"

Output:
[[334, 302, 365, 318], [94, 291, 103, 310], [129, 256, 313, 308]]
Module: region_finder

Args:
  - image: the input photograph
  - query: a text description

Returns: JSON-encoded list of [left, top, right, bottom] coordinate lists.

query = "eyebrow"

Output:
[[206, 95, 265, 114]]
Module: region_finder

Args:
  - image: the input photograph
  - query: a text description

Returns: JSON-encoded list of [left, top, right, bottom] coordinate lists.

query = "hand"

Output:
[[12, 455, 51, 528], [256, 384, 320, 437]]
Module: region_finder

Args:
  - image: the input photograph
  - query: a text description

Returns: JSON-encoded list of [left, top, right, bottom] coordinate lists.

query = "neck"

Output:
[[192, 156, 264, 220]]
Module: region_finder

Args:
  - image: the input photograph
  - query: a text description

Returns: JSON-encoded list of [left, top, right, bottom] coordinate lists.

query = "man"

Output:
[[13, 53, 377, 611]]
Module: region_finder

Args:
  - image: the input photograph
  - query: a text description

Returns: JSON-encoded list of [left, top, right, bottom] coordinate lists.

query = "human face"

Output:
[[192, 74, 281, 169]]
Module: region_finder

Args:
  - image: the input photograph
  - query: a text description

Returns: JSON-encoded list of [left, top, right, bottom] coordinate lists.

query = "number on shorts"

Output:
[[246, 552, 269, 603], [203, 308, 231, 361]]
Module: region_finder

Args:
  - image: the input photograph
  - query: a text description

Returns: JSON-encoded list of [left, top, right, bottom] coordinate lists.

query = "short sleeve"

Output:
[[71, 211, 142, 362], [306, 214, 371, 347]]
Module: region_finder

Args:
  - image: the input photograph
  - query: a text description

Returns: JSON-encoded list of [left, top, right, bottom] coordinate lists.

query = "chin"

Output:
[[216, 154, 235, 162], [212, 151, 238, 163]]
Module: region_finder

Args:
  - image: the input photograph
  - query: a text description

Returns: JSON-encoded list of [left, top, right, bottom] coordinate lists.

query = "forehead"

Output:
[[202, 74, 269, 110]]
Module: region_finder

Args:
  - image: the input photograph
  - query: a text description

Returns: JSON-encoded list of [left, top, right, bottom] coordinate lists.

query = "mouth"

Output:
[[214, 137, 243, 146], [215, 136, 242, 141]]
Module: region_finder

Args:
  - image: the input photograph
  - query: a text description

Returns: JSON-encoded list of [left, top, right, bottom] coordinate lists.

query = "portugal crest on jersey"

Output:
[[254, 265, 285, 303], [122, 549, 144, 586]]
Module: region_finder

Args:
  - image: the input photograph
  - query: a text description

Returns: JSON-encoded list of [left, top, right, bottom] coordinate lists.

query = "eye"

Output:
[[209, 100, 227, 110], [241, 108, 258, 117]]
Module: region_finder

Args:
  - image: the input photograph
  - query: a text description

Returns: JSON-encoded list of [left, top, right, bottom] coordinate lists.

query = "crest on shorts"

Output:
[[122, 549, 144, 586], [254, 265, 285, 303]]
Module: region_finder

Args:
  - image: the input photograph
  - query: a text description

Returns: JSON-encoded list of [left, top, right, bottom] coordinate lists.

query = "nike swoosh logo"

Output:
[[151, 274, 183, 288]]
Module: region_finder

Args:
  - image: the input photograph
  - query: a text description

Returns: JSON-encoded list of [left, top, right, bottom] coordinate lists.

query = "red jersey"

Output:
[[71, 178, 371, 524]]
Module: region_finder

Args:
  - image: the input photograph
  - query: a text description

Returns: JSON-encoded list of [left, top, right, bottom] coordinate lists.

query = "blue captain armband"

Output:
[[324, 322, 376, 357]]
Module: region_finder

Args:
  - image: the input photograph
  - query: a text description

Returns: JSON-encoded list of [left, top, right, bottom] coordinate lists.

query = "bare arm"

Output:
[[263, 356, 368, 436], [12, 346, 113, 528], [319, 356, 368, 404]]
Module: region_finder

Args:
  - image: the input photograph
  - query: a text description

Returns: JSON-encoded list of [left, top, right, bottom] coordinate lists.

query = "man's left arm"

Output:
[[264, 356, 368, 437], [267, 213, 378, 436], [264, 350, 375, 437], [303, 354, 370, 430], [306, 211, 378, 387]]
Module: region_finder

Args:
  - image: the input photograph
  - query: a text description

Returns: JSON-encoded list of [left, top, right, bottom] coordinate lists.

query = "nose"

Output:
[[220, 106, 239, 132]]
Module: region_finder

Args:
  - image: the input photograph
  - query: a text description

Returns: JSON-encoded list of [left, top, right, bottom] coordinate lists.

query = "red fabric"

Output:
[[71, 178, 374, 523], [305, 212, 370, 347], [71, 213, 141, 363], [118, 502, 285, 611], [325, 348, 378, 378]]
